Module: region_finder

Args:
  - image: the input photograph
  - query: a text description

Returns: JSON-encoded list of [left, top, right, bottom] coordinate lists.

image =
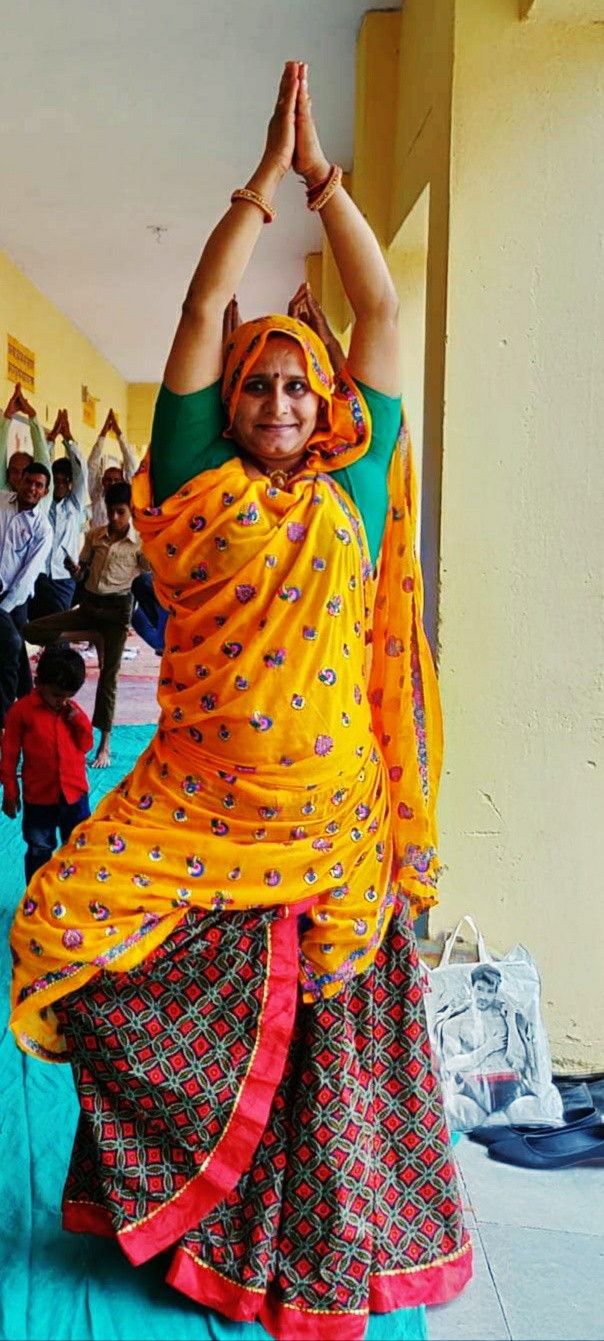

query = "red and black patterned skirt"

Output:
[[54, 900, 472, 1340]]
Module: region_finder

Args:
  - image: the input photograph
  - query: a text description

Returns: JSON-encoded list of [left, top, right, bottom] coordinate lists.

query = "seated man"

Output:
[[29, 410, 87, 619], [0, 462, 52, 730]]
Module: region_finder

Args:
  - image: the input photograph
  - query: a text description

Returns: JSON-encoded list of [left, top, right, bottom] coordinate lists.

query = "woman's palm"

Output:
[[293, 68, 324, 178], [265, 62, 299, 176]]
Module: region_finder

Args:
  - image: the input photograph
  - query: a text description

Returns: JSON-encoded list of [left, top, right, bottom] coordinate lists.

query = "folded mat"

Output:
[[0, 724, 425, 1341]]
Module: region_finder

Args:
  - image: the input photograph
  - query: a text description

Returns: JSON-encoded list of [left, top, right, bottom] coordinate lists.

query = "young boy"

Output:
[[24, 480, 149, 769], [1, 645, 92, 883]]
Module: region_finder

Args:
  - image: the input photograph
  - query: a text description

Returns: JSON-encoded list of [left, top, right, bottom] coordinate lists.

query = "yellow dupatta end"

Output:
[[368, 416, 443, 918]]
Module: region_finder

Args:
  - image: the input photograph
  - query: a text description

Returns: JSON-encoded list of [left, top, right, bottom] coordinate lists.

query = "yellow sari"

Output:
[[10, 316, 442, 1060]]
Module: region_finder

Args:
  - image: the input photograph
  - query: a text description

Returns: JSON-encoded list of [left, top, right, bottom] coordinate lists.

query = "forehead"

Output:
[[10, 452, 30, 468], [249, 335, 308, 377]]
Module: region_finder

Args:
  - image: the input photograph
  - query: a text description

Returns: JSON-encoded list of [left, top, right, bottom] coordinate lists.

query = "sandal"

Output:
[[487, 1121, 604, 1169], [469, 1105, 598, 1147]]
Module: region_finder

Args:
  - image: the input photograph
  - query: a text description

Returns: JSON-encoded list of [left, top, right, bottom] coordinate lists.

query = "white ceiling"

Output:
[[0, 0, 400, 383]]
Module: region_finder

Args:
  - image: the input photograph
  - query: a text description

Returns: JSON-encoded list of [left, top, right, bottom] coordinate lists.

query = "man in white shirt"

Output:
[[0, 462, 52, 729], [87, 408, 138, 529], [29, 409, 87, 619]]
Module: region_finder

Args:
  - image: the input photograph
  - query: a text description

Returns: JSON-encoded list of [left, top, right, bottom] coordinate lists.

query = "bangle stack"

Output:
[[230, 165, 342, 221], [230, 188, 275, 224], [306, 164, 342, 212]]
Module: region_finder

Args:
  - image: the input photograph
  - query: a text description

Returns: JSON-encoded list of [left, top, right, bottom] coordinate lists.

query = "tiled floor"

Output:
[[429, 1137, 604, 1341]]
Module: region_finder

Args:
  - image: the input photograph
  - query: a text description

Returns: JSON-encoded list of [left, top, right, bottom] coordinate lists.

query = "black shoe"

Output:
[[469, 1105, 598, 1147], [488, 1121, 604, 1169]]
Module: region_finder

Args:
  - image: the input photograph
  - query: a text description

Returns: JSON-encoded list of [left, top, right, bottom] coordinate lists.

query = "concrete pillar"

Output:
[[434, 0, 604, 1067]]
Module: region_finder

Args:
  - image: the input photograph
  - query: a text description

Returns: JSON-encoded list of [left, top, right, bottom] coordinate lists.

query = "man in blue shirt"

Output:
[[29, 409, 87, 619]]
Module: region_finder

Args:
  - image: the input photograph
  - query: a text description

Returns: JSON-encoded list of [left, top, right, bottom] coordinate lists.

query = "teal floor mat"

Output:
[[1, 725, 426, 1341]]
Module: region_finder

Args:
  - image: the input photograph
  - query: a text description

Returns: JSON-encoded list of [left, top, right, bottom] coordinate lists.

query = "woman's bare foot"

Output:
[[91, 732, 111, 768]]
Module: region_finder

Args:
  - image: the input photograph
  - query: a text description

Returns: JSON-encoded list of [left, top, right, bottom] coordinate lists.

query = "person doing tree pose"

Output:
[[10, 62, 471, 1339]]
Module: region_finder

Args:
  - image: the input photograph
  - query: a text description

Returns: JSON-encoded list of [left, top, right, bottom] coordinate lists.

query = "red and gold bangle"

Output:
[[305, 167, 332, 203], [230, 188, 275, 224], [306, 165, 343, 213]]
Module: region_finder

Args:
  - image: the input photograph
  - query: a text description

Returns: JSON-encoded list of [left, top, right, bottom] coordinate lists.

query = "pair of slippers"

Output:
[[469, 1105, 604, 1169]]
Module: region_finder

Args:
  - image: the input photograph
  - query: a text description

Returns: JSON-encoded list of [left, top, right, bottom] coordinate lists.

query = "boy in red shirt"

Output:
[[1, 645, 92, 882]]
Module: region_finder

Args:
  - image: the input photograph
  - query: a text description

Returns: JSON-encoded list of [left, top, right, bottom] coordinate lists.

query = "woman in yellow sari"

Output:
[[10, 62, 471, 1338]]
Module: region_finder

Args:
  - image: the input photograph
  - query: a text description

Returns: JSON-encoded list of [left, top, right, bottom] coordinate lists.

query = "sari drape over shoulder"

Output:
[[10, 316, 442, 1059]]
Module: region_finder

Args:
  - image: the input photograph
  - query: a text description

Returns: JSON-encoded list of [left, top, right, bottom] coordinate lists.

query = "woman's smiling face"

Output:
[[231, 335, 321, 470]]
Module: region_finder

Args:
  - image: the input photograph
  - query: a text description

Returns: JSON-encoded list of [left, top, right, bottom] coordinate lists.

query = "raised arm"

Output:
[[62, 424, 87, 510], [87, 429, 106, 511], [110, 414, 139, 481], [293, 66, 400, 397], [163, 63, 299, 397], [29, 414, 52, 475]]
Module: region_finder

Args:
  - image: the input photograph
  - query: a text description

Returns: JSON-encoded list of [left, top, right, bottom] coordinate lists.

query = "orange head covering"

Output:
[[221, 314, 370, 470]]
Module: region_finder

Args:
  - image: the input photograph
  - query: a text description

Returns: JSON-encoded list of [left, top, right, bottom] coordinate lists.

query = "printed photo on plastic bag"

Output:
[[422, 918, 563, 1133]]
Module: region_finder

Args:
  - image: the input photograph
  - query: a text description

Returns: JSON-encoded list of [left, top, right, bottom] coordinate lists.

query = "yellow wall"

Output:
[[521, 0, 604, 19], [319, 2, 454, 636], [388, 189, 431, 511], [0, 251, 127, 455], [392, 1, 456, 646], [434, 0, 604, 1067], [128, 384, 159, 451]]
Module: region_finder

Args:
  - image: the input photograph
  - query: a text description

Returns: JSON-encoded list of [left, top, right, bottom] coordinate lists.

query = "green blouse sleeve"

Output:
[[332, 379, 401, 567], [150, 381, 236, 506], [150, 376, 401, 566]]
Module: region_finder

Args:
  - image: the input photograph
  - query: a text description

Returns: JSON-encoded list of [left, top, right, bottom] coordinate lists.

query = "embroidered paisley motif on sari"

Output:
[[10, 317, 442, 1059]]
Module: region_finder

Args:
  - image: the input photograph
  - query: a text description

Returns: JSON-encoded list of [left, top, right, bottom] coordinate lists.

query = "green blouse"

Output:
[[150, 375, 400, 567]]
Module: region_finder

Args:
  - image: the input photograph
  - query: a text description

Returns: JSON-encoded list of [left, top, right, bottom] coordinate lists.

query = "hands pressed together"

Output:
[[47, 407, 73, 443], [100, 408, 121, 438], [263, 61, 329, 188], [288, 283, 346, 372], [4, 383, 36, 421]]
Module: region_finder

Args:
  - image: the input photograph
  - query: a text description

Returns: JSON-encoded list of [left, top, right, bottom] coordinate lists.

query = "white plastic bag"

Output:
[[422, 915, 563, 1133]]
